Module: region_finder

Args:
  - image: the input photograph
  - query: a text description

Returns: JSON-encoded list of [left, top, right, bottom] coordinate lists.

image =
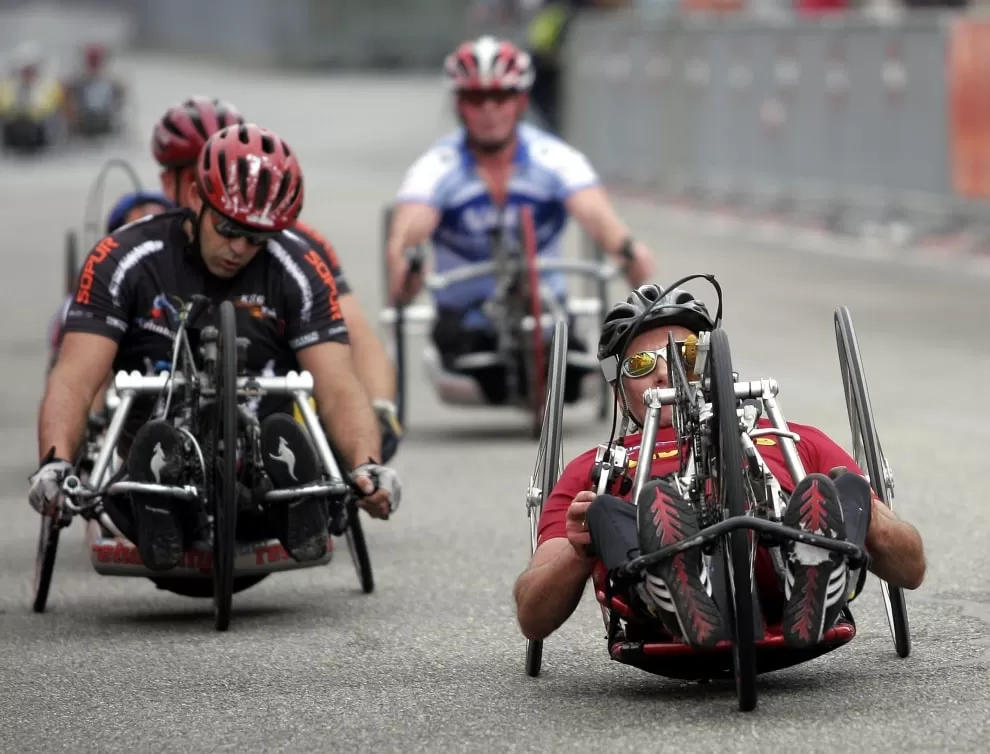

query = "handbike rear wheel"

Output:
[[345, 499, 374, 594], [520, 205, 547, 440], [834, 306, 910, 658], [212, 300, 239, 631], [64, 230, 79, 296], [525, 316, 569, 677], [32, 513, 62, 613], [709, 328, 757, 712]]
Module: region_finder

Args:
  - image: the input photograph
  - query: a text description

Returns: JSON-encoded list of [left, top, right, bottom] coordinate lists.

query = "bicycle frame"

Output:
[[592, 336, 868, 581], [59, 300, 354, 578]]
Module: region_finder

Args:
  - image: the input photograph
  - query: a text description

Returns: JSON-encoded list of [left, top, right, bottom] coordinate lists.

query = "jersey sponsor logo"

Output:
[[756, 437, 777, 446], [303, 249, 343, 321], [75, 235, 118, 305], [289, 331, 319, 350], [462, 203, 519, 235], [106, 316, 127, 332], [294, 221, 342, 271], [233, 293, 277, 321], [628, 448, 679, 469], [136, 317, 175, 340]]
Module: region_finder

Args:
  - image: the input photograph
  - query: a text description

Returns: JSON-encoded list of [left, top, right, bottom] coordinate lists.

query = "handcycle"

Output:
[[32, 295, 375, 630], [523, 275, 911, 711], [63, 156, 145, 297], [379, 203, 616, 439]]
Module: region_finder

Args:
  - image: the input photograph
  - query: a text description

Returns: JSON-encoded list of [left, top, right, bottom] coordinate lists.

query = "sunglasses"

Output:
[[458, 90, 518, 107], [621, 342, 689, 379], [212, 213, 279, 247]]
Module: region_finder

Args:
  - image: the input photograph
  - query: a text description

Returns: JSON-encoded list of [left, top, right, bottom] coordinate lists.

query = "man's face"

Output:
[[186, 184, 271, 278], [620, 324, 696, 428], [457, 90, 526, 151], [160, 166, 197, 207]]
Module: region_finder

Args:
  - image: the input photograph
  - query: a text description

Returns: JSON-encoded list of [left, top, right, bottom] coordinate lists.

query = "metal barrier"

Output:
[[129, 0, 492, 70], [561, 11, 990, 246]]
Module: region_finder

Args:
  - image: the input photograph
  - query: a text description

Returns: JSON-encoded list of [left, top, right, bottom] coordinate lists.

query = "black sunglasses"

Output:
[[212, 213, 279, 246]]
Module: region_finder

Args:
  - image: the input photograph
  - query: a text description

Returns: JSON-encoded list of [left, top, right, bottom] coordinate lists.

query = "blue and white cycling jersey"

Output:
[[395, 122, 600, 323]]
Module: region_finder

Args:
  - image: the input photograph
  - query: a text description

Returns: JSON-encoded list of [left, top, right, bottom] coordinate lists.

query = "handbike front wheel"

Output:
[[212, 300, 239, 631], [709, 328, 757, 712], [834, 306, 910, 658], [525, 316, 569, 677], [345, 499, 374, 594], [33, 512, 62, 613]]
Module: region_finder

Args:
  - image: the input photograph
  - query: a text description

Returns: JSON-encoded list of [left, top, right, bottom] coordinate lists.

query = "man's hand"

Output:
[[565, 490, 597, 559], [28, 456, 73, 516], [621, 241, 655, 287], [372, 399, 403, 463], [352, 462, 402, 520]]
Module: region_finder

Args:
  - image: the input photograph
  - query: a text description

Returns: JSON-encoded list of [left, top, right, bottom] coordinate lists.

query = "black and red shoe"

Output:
[[636, 479, 727, 649], [781, 473, 850, 649]]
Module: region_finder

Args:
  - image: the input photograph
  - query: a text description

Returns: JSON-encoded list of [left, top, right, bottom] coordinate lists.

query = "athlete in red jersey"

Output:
[[514, 283, 926, 650]]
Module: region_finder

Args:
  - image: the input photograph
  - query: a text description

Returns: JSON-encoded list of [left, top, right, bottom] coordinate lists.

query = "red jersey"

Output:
[[537, 418, 862, 546]]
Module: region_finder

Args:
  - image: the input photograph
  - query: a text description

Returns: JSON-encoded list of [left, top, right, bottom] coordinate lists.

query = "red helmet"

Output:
[[443, 36, 534, 93], [84, 43, 107, 68], [196, 123, 304, 232], [152, 96, 244, 169]]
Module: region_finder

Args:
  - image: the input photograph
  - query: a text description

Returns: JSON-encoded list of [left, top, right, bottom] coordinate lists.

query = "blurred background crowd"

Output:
[[3, 0, 989, 248]]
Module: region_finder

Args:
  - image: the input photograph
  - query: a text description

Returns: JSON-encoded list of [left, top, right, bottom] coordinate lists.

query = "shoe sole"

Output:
[[134, 501, 184, 572], [260, 414, 328, 562], [639, 483, 728, 650], [128, 421, 186, 572], [782, 474, 849, 649], [285, 499, 329, 562]]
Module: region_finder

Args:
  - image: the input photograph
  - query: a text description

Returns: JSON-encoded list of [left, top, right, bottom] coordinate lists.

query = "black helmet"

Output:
[[597, 283, 715, 380]]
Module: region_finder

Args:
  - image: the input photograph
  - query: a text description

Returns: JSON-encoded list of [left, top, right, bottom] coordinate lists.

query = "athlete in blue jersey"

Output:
[[385, 36, 655, 406]]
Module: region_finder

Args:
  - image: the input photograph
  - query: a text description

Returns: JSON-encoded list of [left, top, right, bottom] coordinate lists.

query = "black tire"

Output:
[[525, 316, 569, 677], [834, 306, 911, 658], [32, 514, 61, 613], [395, 300, 408, 430], [345, 499, 374, 594], [212, 300, 239, 631], [709, 328, 757, 712], [594, 241, 611, 421], [64, 230, 79, 296]]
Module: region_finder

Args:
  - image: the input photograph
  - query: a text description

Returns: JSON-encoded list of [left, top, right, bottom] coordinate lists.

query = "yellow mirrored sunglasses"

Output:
[[621, 336, 699, 379]]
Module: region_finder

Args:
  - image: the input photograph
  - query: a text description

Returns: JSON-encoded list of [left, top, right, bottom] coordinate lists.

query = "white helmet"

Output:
[[443, 35, 535, 93], [9, 41, 43, 71]]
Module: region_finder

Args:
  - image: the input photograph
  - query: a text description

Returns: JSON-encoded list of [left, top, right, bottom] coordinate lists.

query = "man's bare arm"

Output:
[[39, 333, 118, 462], [566, 186, 654, 285], [386, 202, 440, 302], [297, 341, 381, 468], [513, 538, 596, 641], [866, 498, 926, 590], [338, 293, 396, 403]]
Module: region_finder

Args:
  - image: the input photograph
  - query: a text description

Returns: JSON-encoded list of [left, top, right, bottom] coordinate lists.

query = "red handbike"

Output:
[[523, 274, 911, 711]]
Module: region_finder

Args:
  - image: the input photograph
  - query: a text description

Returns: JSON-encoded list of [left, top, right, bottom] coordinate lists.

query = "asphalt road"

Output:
[[2, 55, 989, 754]]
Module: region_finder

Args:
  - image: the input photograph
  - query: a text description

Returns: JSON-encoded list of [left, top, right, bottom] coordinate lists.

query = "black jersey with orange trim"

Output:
[[61, 208, 349, 446]]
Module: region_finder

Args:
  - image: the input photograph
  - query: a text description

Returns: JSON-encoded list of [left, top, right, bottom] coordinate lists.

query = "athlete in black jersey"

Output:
[[30, 124, 401, 572]]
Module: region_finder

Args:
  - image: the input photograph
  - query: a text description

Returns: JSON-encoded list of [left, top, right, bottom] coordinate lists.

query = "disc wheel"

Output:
[[212, 300, 239, 631], [834, 306, 910, 658], [709, 328, 757, 712], [525, 316, 569, 677], [345, 498, 374, 594]]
